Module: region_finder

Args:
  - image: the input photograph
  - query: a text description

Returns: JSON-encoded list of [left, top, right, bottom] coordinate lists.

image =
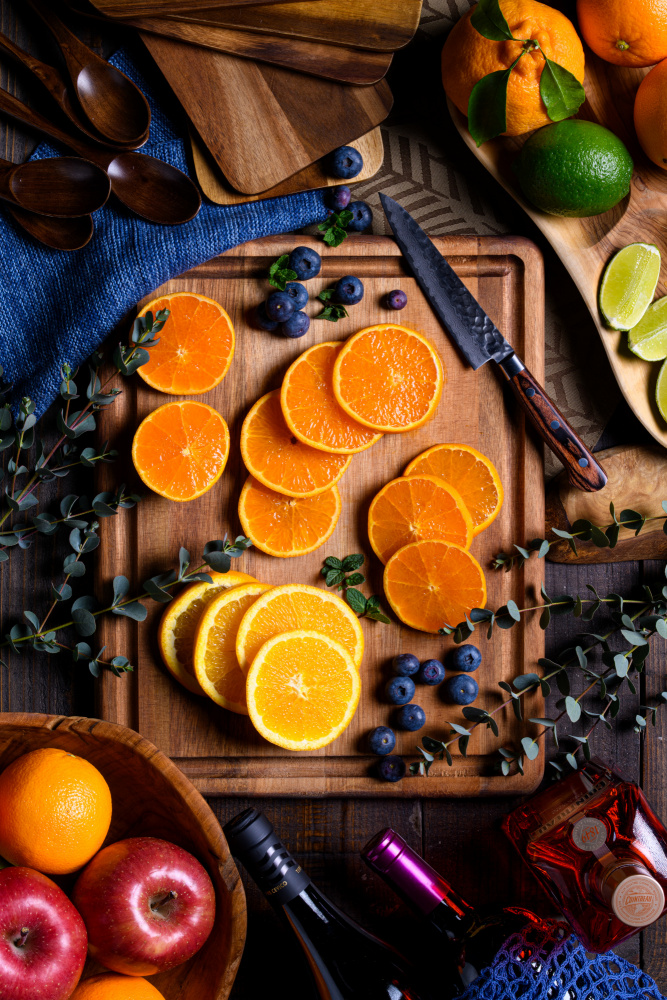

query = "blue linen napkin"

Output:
[[0, 46, 329, 415]]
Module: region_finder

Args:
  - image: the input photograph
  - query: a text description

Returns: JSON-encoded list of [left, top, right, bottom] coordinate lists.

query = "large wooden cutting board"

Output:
[[96, 235, 545, 798], [93, 0, 316, 17]]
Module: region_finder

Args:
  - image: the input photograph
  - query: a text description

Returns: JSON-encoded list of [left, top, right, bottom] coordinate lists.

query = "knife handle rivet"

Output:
[[578, 458, 589, 468], [550, 419, 560, 430], [525, 387, 536, 398]]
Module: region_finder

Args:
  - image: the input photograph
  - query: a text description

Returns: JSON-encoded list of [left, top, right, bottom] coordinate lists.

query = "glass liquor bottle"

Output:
[[503, 757, 667, 952]]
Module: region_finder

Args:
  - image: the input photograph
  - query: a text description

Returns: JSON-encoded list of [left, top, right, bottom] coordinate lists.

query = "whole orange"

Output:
[[577, 0, 667, 67], [70, 974, 165, 1000], [0, 748, 112, 874], [634, 58, 667, 168], [442, 0, 585, 136]]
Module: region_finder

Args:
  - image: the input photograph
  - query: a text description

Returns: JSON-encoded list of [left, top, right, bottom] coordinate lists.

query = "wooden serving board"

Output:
[[97, 235, 545, 798], [93, 0, 315, 18], [142, 33, 393, 194]]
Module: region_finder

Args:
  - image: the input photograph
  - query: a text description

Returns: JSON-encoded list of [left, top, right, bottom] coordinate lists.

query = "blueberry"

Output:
[[392, 653, 420, 677], [418, 658, 445, 686], [328, 185, 352, 210], [447, 644, 482, 673], [442, 674, 479, 706], [368, 726, 396, 755], [384, 289, 408, 311], [330, 145, 364, 179], [254, 302, 278, 331], [284, 281, 308, 310], [288, 246, 322, 280], [385, 675, 415, 706], [347, 201, 372, 232], [377, 755, 406, 782], [396, 704, 426, 732], [334, 275, 364, 305], [265, 291, 295, 322], [280, 310, 310, 339]]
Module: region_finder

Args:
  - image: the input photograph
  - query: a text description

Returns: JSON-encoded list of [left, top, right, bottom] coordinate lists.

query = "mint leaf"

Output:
[[467, 67, 512, 146], [268, 254, 297, 291], [318, 303, 348, 323], [470, 0, 513, 41], [539, 58, 585, 122], [318, 209, 353, 248], [345, 588, 367, 615]]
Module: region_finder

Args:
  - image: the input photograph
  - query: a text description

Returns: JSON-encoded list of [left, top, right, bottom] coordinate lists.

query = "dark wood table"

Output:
[[0, 3, 666, 996]]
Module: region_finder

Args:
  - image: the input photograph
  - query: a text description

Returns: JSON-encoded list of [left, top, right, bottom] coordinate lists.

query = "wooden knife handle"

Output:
[[500, 356, 607, 492]]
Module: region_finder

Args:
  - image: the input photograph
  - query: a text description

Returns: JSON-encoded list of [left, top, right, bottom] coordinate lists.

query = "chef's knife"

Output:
[[380, 194, 607, 493]]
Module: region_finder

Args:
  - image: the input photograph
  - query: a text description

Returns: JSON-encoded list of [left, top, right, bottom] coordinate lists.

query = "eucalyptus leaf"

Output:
[[521, 737, 539, 760], [565, 695, 581, 722], [72, 608, 96, 637]]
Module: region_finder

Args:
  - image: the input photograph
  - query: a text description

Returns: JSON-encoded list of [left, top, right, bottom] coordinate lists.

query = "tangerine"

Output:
[[634, 58, 667, 169], [578, 0, 667, 67], [70, 975, 165, 1000]]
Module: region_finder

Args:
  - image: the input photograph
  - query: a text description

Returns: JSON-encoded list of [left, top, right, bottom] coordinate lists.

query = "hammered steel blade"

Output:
[[380, 193, 515, 370]]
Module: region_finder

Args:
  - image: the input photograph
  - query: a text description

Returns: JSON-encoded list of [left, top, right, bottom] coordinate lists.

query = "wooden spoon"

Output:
[[0, 155, 110, 215], [25, 0, 151, 147], [0, 88, 201, 225], [6, 205, 94, 250]]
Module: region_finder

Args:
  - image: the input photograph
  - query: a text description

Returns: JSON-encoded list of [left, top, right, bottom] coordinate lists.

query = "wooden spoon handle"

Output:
[[0, 30, 67, 105], [24, 0, 86, 70], [0, 86, 106, 165]]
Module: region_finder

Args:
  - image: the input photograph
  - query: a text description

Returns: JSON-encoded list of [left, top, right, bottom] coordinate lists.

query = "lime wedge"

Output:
[[628, 295, 667, 360], [656, 358, 667, 422], [599, 243, 661, 331]]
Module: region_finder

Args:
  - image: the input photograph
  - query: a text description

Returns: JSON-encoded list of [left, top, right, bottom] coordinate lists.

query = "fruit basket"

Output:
[[0, 713, 246, 1000]]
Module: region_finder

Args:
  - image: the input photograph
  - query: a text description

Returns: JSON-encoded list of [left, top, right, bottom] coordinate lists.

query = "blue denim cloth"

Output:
[[0, 46, 329, 414]]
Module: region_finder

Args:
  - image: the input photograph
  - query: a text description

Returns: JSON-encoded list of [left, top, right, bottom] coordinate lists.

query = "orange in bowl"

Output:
[[70, 974, 165, 1000], [578, 0, 667, 67]]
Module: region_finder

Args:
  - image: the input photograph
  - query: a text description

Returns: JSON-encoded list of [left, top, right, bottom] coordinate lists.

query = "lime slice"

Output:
[[599, 243, 661, 331], [656, 358, 667, 422], [628, 295, 667, 360]]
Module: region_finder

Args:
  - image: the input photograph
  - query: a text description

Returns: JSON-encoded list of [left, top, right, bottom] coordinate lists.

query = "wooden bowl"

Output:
[[0, 713, 246, 1000]]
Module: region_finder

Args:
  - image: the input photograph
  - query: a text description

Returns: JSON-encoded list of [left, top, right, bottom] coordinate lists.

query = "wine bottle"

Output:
[[362, 827, 544, 995], [224, 808, 434, 1000]]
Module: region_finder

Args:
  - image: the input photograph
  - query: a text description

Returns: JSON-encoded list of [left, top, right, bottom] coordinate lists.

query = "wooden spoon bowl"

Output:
[[4, 156, 110, 216]]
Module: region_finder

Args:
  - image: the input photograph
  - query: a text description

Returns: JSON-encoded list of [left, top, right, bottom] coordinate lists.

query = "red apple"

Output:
[[72, 837, 216, 975], [0, 866, 87, 1000]]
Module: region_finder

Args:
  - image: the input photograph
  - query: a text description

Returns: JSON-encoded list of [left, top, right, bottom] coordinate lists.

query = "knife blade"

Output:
[[380, 194, 607, 493]]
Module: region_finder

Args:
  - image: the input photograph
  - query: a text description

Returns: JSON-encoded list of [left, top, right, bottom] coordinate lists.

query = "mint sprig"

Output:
[[268, 254, 297, 291], [318, 209, 353, 248], [317, 288, 348, 323]]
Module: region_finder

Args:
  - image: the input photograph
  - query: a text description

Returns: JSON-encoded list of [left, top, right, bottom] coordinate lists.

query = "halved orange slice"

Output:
[[281, 341, 382, 454], [332, 324, 444, 432], [383, 539, 487, 633], [368, 475, 473, 564], [238, 476, 342, 558], [246, 630, 361, 750], [404, 444, 503, 536], [132, 400, 229, 501]]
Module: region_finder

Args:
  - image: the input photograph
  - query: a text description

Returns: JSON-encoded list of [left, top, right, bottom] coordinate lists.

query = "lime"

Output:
[[628, 296, 667, 360], [513, 120, 633, 218], [656, 358, 667, 422], [599, 243, 661, 331]]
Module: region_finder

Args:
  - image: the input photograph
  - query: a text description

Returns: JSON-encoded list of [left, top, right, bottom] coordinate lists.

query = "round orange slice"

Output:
[[193, 582, 271, 713], [368, 475, 473, 564], [238, 476, 342, 558], [332, 324, 444, 433], [246, 630, 361, 750], [158, 570, 257, 694], [240, 390, 351, 498], [136, 292, 235, 395], [383, 539, 487, 633], [404, 444, 504, 536], [132, 400, 230, 501], [236, 583, 364, 672], [281, 341, 382, 454]]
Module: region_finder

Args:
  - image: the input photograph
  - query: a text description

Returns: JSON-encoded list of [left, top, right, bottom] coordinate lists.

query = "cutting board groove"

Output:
[[93, 0, 316, 17]]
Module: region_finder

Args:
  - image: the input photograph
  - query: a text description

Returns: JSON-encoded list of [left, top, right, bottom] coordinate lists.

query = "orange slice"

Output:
[[132, 400, 229, 501], [236, 583, 364, 672], [238, 476, 342, 558], [136, 292, 235, 395], [383, 539, 487, 633], [404, 444, 504, 536], [193, 582, 271, 713], [158, 570, 257, 694], [241, 390, 351, 498], [281, 341, 382, 454], [332, 324, 444, 433], [368, 475, 473, 564], [246, 630, 361, 750]]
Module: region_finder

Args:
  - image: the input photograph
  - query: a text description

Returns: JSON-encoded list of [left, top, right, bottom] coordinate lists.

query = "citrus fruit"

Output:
[[193, 582, 271, 713], [599, 243, 661, 331], [0, 748, 112, 874], [404, 444, 504, 536], [513, 121, 633, 218], [238, 476, 342, 558], [368, 475, 473, 565], [159, 570, 257, 694], [628, 296, 667, 360], [634, 58, 667, 169], [332, 324, 444, 433], [236, 583, 364, 672], [656, 358, 667, 422], [577, 0, 667, 67], [135, 292, 234, 395], [280, 341, 382, 454], [132, 400, 230, 501], [246, 630, 361, 750], [441, 0, 585, 137], [383, 539, 487, 633], [70, 974, 165, 1000]]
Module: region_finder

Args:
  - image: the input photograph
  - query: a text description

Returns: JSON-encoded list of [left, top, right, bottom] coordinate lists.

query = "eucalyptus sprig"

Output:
[[321, 553, 391, 623], [317, 288, 349, 323], [318, 209, 353, 248]]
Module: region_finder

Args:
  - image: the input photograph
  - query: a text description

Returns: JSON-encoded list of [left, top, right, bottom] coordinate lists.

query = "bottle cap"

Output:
[[606, 869, 665, 927], [224, 808, 311, 905]]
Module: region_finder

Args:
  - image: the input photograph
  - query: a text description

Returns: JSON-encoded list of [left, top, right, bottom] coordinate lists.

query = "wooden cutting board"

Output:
[[93, 0, 316, 17], [142, 33, 393, 194], [96, 234, 545, 798]]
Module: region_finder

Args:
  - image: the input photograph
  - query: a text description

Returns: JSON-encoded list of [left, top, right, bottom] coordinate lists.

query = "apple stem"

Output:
[[151, 890, 177, 911], [14, 927, 29, 948]]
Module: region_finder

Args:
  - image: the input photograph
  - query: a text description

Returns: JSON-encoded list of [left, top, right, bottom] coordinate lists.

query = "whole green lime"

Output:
[[513, 120, 633, 218]]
